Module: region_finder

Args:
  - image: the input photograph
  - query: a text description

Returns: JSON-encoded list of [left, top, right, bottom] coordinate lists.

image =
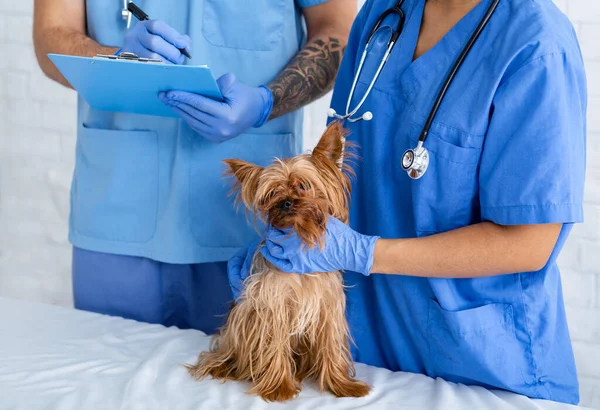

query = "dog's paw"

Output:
[[256, 379, 301, 402], [186, 356, 238, 381], [329, 378, 371, 398], [259, 387, 300, 402]]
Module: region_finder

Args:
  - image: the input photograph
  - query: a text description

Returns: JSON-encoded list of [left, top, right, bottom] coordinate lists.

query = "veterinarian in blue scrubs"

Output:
[[33, 1, 354, 335], [230, 0, 587, 404]]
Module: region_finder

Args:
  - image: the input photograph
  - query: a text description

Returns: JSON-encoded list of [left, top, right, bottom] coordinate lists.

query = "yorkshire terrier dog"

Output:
[[186, 122, 370, 402]]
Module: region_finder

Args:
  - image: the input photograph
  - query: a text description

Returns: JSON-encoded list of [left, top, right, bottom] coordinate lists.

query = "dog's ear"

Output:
[[312, 121, 348, 165], [224, 159, 262, 183], [223, 159, 263, 208]]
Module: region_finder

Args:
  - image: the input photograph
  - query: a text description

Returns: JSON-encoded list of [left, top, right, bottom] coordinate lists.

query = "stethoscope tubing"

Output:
[[418, 0, 501, 145], [342, 41, 395, 122], [329, 0, 501, 179], [329, 0, 406, 123]]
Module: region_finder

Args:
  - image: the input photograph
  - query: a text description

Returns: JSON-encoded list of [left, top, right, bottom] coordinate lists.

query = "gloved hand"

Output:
[[227, 238, 261, 300], [261, 216, 380, 276], [122, 20, 191, 64], [158, 73, 273, 143]]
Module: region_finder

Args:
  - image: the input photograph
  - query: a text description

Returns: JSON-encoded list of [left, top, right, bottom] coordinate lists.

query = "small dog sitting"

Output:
[[186, 122, 370, 402]]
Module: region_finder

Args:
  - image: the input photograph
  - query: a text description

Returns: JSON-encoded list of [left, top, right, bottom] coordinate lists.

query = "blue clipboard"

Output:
[[48, 53, 223, 118]]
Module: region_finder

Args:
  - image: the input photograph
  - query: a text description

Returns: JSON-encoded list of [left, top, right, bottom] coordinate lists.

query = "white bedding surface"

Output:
[[0, 297, 591, 410]]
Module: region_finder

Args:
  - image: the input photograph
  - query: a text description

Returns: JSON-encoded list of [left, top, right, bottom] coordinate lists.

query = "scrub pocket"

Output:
[[202, 0, 285, 51], [190, 132, 295, 248], [406, 120, 482, 234], [427, 299, 529, 390], [72, 125, 158, 242]]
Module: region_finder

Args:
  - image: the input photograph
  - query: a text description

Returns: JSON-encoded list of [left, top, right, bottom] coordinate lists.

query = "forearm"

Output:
[[33, 26, 116, 88], [267, 33, 346, 119], [371, 222, 562, 278]]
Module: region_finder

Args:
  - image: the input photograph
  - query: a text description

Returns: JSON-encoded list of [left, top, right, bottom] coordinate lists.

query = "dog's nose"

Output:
[[279, 199, 293, 212]]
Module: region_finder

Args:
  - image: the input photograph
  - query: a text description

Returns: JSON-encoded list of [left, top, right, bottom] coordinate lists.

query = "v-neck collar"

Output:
[[397, 0, 495, 98]]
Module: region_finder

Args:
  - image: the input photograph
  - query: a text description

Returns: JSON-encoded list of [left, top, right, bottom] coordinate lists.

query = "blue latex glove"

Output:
[[158, 73, 273, 143], [122, 20, 191, 64], [261, 216, 380, 276], [227, 238, 261, 300]]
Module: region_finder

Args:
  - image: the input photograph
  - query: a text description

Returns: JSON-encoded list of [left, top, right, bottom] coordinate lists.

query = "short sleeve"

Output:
[[479, 52, 586, 225]]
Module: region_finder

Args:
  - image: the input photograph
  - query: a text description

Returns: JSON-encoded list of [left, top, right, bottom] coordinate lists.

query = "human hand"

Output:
[[261, 216, 379, 276], [158, 73, 273, 143], [122, 20, 191, 64], [227, 238, 261, 300]]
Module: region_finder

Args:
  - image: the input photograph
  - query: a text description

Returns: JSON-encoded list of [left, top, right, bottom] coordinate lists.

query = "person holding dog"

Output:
[[231, 0, 587, 405]]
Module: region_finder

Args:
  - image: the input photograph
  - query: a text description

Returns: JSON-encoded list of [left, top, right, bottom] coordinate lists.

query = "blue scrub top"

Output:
[[329, 0, 586, 404], [71, 0, 327, 263]]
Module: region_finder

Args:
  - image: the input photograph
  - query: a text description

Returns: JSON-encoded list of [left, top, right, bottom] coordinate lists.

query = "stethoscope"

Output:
[[328, 0, 501, 179]]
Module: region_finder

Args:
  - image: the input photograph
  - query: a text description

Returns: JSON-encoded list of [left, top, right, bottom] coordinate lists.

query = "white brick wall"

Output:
[[0, 0, 598, 408]]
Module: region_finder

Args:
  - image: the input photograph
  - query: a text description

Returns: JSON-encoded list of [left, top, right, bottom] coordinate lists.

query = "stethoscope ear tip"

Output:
[[362, 111, 373, 121], [327, 108, 337, 118]]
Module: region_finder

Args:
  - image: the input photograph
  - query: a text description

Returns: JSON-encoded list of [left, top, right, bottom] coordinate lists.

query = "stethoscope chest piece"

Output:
[[401, 143, 429, 179]]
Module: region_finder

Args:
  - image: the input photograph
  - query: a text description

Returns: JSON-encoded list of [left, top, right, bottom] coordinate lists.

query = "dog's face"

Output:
[[224, 122, 352, 248]]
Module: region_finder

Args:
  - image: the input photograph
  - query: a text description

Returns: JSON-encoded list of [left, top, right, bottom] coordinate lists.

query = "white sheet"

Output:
[[0, 297, 591, 410]]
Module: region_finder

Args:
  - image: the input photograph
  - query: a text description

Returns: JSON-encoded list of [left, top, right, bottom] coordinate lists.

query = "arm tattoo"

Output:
[[268, 36, 345, 120]]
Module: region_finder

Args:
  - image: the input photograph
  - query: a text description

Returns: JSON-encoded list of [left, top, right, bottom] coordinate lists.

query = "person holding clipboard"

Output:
[[32, 0, 355, 334]]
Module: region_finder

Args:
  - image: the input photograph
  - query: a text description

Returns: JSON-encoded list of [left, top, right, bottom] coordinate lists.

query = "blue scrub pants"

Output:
[[72, 247, 232, 334]]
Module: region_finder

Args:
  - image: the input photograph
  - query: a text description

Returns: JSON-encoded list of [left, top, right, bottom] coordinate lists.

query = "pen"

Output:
[[127, 2, 192, 60]]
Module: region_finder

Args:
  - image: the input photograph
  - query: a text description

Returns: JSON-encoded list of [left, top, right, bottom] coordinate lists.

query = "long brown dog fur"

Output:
[[186, 122, 370, 402]]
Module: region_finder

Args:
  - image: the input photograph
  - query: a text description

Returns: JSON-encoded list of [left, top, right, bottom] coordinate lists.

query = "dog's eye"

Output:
[[298, 182, 310, 192]]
